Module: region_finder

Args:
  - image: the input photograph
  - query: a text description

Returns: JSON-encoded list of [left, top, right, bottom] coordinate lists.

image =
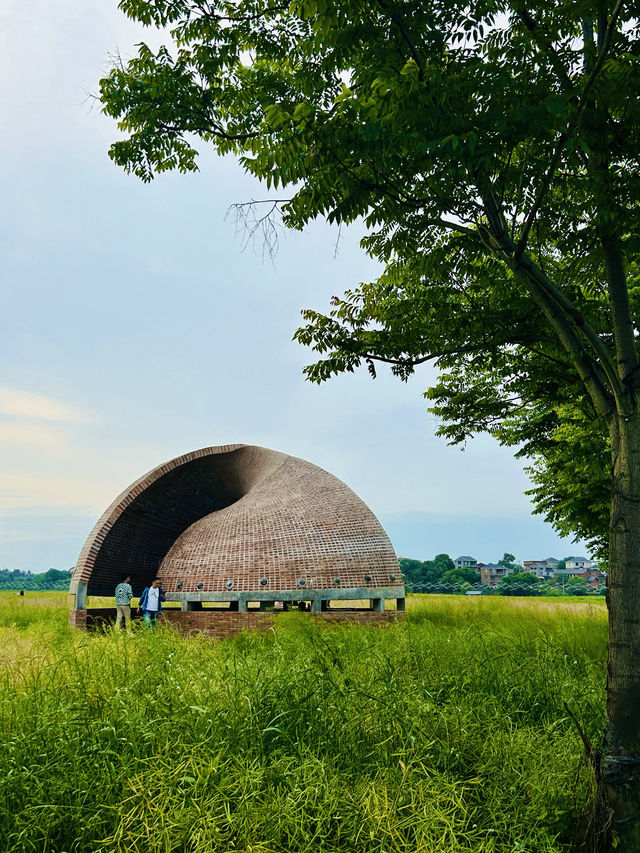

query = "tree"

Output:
[[443, 565, 481, 583], [397, 557, 427, 587], [432, 553, 455, 575], [399, 554, 456, 586], [498, 552, 519, 570], [101, 0, 640, 845], [497, 571, 543, 596]]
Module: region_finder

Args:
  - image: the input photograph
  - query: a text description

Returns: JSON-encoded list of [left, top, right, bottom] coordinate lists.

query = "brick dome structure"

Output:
[[69, 445, 404, 621]]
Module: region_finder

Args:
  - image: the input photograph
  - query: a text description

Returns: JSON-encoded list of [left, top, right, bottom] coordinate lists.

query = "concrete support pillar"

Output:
[[68, 581, 88, 611], [312, 598, 323, 612], [371, 598, 384, 612], [238, 599, 248, 612]]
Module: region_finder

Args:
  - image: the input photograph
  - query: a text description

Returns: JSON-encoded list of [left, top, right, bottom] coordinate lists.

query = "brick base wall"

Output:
[[69, 607, 404, 638], [68, 609, 88, 629]]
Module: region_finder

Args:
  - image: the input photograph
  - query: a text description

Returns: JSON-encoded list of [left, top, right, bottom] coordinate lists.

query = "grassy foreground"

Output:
[[0, 592, 606, 852]]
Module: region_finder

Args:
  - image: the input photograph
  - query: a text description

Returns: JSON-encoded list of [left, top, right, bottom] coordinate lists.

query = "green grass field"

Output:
[[0, 592, 607, 852]]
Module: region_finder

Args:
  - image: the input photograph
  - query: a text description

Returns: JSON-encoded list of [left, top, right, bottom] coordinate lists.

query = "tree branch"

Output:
[[479, 190, 617, 417], [339, 341, 505, 368], [600, 233, 638, 386], [514, 0, 626, 259], [376, 0, 424, 77], [518, 262, 616, 418], [583, 1, 639, 386], [515, 8, 576, 96]]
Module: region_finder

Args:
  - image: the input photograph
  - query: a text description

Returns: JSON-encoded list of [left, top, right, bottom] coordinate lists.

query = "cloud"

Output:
[[0, 473, 105, 513], [0, 423, 63, 449], [0, 387, 94, 423]]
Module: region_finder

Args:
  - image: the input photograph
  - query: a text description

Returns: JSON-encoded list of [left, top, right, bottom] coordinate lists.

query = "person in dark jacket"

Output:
[[137, 578, 166, 629]]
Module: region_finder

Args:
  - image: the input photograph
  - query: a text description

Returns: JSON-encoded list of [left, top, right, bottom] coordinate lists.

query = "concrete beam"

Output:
[[163, 585, 405, 605]]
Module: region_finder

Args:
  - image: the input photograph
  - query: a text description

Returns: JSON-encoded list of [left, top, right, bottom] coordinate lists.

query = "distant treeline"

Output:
[[0, 569, 72, 591], [399, 555, 604, 597]]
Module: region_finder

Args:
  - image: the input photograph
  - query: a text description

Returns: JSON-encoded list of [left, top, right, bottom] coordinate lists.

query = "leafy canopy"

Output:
[[399, 554, 456, 585], [101, 0, 640, 554]]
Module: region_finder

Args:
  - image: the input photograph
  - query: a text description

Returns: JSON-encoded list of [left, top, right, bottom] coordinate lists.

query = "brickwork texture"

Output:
[[70, 445, 402, 629]]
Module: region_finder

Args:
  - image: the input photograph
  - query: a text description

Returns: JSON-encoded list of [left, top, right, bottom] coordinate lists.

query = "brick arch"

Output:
[[70, 445, 258, 600]]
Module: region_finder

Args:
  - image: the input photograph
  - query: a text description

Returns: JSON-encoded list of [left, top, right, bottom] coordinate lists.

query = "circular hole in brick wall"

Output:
[[364, 573, 372, 582], [297, 578, 306, 587], [333, 576, 341, 585], [389, 573, 396, 582], [197, 581, 204, 590], [260, 577, 268, 586], [176, 581, 183, 590], [226, 580, 234, 590]]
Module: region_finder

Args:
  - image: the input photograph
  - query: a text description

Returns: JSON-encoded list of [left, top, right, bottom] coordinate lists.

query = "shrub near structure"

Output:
[[0, 592, 605, 852]]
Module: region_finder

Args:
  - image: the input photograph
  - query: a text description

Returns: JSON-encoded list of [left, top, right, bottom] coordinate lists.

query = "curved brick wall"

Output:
[[71, 445, 400, 601]]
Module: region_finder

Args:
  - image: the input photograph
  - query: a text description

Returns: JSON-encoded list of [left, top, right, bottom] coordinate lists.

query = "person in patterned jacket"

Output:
[[114, 574, 133, 630]]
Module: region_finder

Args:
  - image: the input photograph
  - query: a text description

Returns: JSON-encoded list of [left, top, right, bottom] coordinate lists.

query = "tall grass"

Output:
[[0, 593, 606, 852]]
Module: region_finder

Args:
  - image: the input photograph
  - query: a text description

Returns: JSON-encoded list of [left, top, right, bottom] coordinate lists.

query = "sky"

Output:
[[0, 0, 587, 572]]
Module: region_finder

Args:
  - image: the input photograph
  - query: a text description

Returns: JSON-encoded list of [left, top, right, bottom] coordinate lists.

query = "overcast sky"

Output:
[[0, 0, 586, 571]]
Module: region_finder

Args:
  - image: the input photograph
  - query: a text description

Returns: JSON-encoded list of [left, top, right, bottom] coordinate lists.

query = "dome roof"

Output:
[[159, 448, 398, 593], [71, 445, 400, 599]]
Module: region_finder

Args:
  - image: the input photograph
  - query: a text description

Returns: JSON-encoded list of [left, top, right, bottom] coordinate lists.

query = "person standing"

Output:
[[114, 574, 133, 630], [137, 578, 166, 629]]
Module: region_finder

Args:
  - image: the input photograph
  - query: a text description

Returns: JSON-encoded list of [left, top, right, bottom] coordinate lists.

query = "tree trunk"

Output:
[[594, 412, 640, 850]]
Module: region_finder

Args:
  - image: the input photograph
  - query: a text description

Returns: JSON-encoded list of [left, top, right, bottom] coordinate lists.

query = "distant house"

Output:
[[454, 555, 478, 569], [480, 563, 515, 586], [523, 560, 556, 580], [554, 567, 606, 589], [566, 557, 598, 571], [554, 558, 598, 580], [577, 569, 606, 589]]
